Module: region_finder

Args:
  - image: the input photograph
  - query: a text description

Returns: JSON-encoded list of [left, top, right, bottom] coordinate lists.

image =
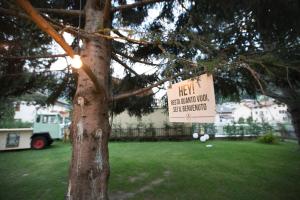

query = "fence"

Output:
[[110, 127, 194, 141], [110, 127, 256, 141], [110, 124, 296, 141]]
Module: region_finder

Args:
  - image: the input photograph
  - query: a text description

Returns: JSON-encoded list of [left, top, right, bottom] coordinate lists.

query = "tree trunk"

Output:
[[288, 105, 300, 145], [67, 0, 111, 199]]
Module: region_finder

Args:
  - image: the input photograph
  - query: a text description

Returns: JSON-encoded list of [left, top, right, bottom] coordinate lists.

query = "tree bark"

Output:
[[67, 0, 111, 199], [288, 105, 300, 145]]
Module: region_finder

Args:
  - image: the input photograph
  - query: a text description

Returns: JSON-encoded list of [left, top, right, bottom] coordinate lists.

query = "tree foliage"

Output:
[[0, 0, 299, 115], [151, 0, 300, 103], [0, 1, 71, 103]]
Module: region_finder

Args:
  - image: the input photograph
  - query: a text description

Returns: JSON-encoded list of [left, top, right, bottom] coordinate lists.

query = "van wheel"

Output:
[[31, 137, 47, 150]]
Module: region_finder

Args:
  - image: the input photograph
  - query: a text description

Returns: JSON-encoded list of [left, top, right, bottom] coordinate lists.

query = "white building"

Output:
[[251, 103, 289, 124], [215, 103, 237, 125], [112, 97, 291, 129], [14, 99, 70, 123], [215, 98, 291, 125]]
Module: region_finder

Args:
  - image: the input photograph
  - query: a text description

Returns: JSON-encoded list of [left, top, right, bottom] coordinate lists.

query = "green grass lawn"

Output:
[[0, 140, 299, 200]]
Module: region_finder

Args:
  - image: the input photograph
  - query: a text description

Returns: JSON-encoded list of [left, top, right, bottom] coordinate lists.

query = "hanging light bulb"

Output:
[[71, 55, 82, 69]]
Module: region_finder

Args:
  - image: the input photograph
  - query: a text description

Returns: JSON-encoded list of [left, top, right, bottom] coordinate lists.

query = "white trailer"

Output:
[[0, 128, 33, 151], [0, 112, 69, 151]]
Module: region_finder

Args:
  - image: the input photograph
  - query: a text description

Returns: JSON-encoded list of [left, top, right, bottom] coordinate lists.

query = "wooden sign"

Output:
[[167, 74, 216, 123]]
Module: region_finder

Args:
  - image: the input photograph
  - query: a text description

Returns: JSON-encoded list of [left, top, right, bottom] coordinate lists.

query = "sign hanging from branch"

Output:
[[167, 74, 216, 123]]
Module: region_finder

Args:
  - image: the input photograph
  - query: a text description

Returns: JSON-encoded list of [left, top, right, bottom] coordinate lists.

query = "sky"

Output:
[[49, 2, 189, 99], [49, 6, 167, 98]]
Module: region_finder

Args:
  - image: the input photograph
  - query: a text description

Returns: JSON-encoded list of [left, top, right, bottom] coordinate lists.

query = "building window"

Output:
[[6, 133, 20, 148]]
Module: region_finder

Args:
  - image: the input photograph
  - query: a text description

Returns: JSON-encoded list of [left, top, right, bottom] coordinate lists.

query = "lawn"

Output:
[[0, 140, 299, 200]]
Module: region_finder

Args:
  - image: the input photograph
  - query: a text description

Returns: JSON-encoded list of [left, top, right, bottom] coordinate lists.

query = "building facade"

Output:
[[14, 99, 70, 123]]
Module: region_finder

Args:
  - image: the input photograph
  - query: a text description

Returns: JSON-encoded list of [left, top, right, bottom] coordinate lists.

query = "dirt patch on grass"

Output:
[[138, 178, 164, 193], [110, 191, 135, 200], [110, 170, 171, 200], [128, 172, 148, 183]]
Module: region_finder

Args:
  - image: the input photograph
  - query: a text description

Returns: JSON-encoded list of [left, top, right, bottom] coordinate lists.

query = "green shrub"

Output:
[[224, 123, 237, 135], [247, 123, 261, 135], [238, 117, 245, 124], [258, 132, 278, 144], [173, 123, 184, 135], [203, 123, 217, 135], [0, 120, 32, 128], [126, 124, 134, 136], [163, 122, 171, 130], [261, 122, 274, 133], [145, 123, 156, 137]]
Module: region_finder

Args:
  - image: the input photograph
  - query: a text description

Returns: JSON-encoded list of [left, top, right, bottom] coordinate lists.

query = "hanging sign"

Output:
[[167, 74, 216, 123]]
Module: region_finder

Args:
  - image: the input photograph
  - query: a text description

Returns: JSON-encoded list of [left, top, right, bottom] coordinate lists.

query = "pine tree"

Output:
[[1, 0, 299, 199]]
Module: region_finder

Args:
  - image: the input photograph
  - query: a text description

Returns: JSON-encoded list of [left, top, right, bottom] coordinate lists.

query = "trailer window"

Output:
[[6, 133, 20, 148]]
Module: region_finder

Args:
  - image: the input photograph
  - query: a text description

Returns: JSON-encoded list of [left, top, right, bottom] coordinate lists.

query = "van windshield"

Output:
[[37, 115, 60, 124], [48, 115, 56, 123], [58, 115, 63, 124]]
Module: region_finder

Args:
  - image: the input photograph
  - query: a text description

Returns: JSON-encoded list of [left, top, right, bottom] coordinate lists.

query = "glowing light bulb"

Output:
[[71, 55, 82, 69]]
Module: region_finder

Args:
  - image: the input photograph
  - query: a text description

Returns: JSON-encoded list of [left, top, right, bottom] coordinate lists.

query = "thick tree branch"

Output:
[[16, 0, 101, 93], [40, 14, 91, 40], [112, 70, 203, 101], [0, 7, 30, 19], [112, 77, 171, 101], [1, 7, 152, 46], [241, 63, 266, 95], [286, 67, 294, 90], [112, 29, 149, 45], [26, 0, 166, 17], [114, 49, 159, 66], [37, 8, 83, 16], [112, 54, 139, 76], [242, 57, 300, 73], [0, 7, 78, 38], [0, 53, 67, 60], [46, 75, 69, 105], [264, 90, 288, 104], [16, 0, 75, 57], [112, 0, 167, 12]]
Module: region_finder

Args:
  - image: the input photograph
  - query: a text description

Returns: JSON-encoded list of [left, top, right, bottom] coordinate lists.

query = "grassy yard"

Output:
[[0, 140, 299, 200]]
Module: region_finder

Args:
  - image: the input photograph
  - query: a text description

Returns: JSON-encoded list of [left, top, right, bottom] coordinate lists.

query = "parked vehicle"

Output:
[[0, 128, 33, 151], [0, 112, 69, 151]]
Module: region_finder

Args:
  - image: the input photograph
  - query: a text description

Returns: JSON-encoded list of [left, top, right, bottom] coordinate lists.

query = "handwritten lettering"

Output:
[[178, 83, 195, 96]]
